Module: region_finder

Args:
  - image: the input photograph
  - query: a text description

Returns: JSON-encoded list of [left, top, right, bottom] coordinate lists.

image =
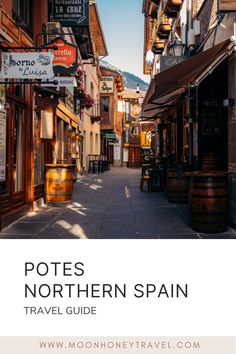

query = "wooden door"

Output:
[[1, 100, 26, 215], [128, 147, 141, 167]]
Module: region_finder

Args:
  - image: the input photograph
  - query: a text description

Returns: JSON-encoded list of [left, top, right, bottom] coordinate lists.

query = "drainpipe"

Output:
[[184, 0, 190, 56]]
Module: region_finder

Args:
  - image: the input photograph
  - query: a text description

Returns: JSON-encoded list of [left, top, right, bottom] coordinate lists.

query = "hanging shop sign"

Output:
[[40, 110, 54, 139], [45, 38, 78, 74], [104, 133, 116, 140], [0, 52, 54, 79], [100, 77, 114, 93], [48, 0, 89, 27], [160, 56, 188, 72], [0, 109, 6, 181], [41, 77, 77, 87], [218, 0, 236, 12]]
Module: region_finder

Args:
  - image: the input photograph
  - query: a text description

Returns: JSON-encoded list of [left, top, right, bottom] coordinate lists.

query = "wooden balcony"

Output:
[[151, 0, 160, 5], [157, 21, 172, 39], [152, 37, 165, 54], [90, 100, 101, 124], [163, 0, 183, 18]]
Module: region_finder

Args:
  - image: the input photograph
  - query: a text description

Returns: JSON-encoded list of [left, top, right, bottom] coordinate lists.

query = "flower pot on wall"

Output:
[[157, 22, 172, 39], [152, 38, 165, 54]]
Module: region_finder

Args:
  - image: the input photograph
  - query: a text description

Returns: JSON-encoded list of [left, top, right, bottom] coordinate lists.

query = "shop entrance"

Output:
[[198, 60, 228, 170], [1, 99, 26, 217]]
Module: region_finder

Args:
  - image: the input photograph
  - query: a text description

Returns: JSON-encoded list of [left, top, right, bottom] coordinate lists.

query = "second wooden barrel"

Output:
[[167, 164, 191, 203], [188, 172, 228, 233], [201, 153, 221, 171], [45, 166, 73, 204]]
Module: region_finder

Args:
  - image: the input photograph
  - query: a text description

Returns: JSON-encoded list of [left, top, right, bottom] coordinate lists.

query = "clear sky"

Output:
[[96, 0, 149, 83]]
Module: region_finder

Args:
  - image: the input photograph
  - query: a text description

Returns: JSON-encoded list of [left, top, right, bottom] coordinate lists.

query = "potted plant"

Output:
[[159, 15, 171, 33], [152, 36, 165, 54]]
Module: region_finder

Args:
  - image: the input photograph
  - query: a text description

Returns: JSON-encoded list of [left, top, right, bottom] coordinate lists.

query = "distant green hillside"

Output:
[[100, 60, 148, 91]]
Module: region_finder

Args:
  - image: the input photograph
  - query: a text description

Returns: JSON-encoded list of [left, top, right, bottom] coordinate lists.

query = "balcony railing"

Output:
[[90, 99, 101, 124], [163, 0, 183, 18]]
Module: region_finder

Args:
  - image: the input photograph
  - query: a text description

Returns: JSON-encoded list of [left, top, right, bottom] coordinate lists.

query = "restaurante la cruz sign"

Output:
[[48, 0, 89, 27], [0, 52, 54, 79], [218, 0, 236, 11]]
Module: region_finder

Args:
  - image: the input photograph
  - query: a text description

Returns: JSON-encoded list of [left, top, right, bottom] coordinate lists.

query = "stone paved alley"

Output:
[[0, 167, 236, 239]]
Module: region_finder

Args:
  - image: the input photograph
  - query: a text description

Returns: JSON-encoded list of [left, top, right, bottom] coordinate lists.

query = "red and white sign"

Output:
[[45, 37, 78, 74]]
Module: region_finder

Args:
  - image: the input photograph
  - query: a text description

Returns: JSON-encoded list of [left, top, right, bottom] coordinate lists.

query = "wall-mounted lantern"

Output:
[[169, 38, 185, 56]]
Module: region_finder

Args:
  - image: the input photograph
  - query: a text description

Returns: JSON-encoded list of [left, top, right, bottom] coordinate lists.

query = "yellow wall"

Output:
[[82, 63, 101, 171]]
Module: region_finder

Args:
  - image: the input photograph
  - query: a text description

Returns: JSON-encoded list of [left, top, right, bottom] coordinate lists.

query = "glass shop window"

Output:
[[101, 96, 109, 113]]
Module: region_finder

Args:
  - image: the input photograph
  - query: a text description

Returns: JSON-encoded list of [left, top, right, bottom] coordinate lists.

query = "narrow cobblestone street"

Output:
[[1, 167, 236, 239]]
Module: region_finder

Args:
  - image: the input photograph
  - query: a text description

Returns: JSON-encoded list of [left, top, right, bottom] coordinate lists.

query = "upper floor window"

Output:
[[101, 96, 109, 113], [12, 0, 33, 36]]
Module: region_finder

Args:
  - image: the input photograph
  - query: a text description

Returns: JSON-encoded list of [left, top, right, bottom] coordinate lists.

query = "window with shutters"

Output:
[[12, 0, 34, 36]]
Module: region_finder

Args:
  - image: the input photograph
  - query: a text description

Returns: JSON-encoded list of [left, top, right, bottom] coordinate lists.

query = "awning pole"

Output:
[[188, 85, 193, 166]]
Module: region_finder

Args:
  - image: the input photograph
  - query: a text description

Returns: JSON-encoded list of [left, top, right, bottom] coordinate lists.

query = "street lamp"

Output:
[[169, 39, 184, 56]]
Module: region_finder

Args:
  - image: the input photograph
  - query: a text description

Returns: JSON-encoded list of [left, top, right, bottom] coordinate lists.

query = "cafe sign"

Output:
[[45, 37, 78, 74], [160, 56, 188, 72], [48, 0, 89, 27], [1, 52, 54, 79], [218, 0, 236, 12]]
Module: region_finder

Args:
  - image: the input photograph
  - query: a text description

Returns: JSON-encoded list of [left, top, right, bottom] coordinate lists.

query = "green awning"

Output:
[[105, 133, 116, 140]]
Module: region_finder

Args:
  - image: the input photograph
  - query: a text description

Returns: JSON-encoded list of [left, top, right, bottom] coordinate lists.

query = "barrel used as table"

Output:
[[201, 153, 221, 171], [187, 171, 228, 233], [44, 164, 74, 205], [167, 163, 191, 203]]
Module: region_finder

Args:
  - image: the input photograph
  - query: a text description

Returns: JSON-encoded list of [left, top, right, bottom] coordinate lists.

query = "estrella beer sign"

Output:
[[45, 37, 78, 74]]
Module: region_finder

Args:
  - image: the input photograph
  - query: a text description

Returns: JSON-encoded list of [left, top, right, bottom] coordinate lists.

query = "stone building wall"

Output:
[[196, 0, 218, 42]]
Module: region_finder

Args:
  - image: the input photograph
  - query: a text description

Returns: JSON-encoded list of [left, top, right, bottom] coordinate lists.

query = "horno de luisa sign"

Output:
[[0, 52, 54, 79]]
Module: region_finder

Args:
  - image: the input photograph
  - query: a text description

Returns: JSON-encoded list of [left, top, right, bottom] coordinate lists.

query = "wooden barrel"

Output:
[[187, 172, 228, 233], [45, 166, 73, 204], [201, 153, 221, 171], [167, 164, 191, 203]]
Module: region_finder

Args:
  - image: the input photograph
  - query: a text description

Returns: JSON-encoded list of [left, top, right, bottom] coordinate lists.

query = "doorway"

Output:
[[1, 99, 26, 215]]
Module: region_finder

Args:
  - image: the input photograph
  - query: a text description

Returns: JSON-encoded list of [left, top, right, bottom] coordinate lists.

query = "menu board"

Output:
[[40, 110, 54, 139], [0, 109, 6, 181]]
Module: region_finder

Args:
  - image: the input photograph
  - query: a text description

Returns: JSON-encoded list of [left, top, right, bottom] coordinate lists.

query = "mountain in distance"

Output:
[[100, 60, 149, 92], [122, 71, 149, 92]]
